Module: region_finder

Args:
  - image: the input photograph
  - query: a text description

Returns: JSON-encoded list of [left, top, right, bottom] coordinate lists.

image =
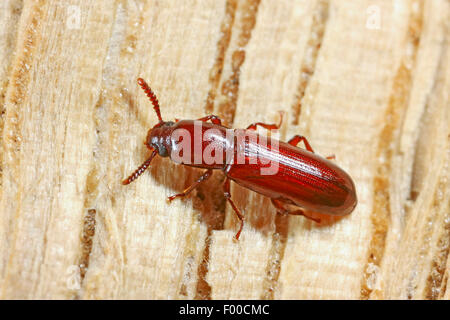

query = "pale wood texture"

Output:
[[0, 0, 448, 300]]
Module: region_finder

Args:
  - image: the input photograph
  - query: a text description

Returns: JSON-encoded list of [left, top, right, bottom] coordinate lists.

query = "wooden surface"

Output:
[[0, 0, 449, 300]]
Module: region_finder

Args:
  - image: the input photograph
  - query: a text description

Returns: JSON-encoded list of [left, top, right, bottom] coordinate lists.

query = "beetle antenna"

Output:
[[122, 150, 158, 185], [137, 78, 163, 123]]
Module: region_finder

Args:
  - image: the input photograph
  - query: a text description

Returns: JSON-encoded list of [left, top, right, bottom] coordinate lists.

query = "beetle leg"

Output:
[[287, 135, 315, 153], [270, 199, 289, 214], [271, 199, 321, 223], [167, 169, 213, 202], [288, 135, 335, 160], [246, 111, 283, 131], [197, 115, 223, 125], [223, 178, 244, 240], [288, 209, 321, 223]]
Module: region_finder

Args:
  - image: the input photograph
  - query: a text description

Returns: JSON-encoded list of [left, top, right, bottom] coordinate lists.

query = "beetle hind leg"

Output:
[[271, 199, 321, 223], [246, 111, 284, 131], [287, 135, 315, 152], [288, 209, 321, 223], [223, 178, 244, 240], [288, 135, 335, 160], [197, 115, 223, 125]]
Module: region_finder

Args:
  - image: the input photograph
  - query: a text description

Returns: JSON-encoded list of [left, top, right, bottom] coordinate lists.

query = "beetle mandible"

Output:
[[123, 78, 357, 240]]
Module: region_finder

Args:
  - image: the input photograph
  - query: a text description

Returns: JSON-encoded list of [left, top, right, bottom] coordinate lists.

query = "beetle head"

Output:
[[146, 121, 175, 157]]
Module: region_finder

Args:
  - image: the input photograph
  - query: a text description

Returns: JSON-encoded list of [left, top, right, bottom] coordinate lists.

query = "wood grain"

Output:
[[0, 0, 448, 299]]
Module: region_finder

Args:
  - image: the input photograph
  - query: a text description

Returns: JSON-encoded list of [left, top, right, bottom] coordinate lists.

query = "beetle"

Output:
[[123, 78, 357, 240]]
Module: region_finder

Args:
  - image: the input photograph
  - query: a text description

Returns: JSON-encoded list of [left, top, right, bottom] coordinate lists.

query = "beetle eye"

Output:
[[158, 144, 168, 157]]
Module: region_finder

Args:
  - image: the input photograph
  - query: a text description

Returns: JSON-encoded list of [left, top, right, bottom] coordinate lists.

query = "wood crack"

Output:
[[425, 178, 450, 299], [79, 209, 97, 283], [0, 0, 45, 292], [0, 0, 24, 188], [291, 0, 329, 125], [76, 1, 122, 297], [261, 213, 288, 299], [423, 41, 450, 300], [216, 0, 261, 126], [205, 0, 237, 114], [261, 0, 330, 299], [195, 0, 261, 299], [360, 0, 424, 300]]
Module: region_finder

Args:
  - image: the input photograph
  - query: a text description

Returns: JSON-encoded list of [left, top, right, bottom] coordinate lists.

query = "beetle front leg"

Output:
[[167, 169, 213, 202], [246, 111, 283, 131], [197, 115, 223, 125], [271, 199, 321, 223], [223, 178, 244, 240]]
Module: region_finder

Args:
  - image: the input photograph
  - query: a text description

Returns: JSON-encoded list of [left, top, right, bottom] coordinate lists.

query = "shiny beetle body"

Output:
[[123, 78, 357, 239]]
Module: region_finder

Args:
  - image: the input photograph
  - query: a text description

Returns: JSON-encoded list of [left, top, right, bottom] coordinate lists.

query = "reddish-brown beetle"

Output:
[[123, 78, 357, 239]]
